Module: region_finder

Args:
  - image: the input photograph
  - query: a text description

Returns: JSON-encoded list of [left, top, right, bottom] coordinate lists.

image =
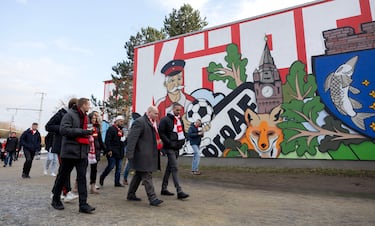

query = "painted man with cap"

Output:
[[156, 59, 195, 121], [99, 115, 126, 187]]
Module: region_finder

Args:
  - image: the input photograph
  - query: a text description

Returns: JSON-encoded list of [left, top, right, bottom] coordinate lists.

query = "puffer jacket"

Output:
[[59, 107, 90, 159]]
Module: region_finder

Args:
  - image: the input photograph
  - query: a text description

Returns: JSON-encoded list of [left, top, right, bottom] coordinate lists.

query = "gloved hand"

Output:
[[83, 129, 93, 135]]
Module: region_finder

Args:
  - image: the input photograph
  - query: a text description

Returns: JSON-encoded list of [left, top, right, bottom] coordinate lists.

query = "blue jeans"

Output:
[[45, 152, 58, 174], [191, 145, 201, 171], [123, 161, 131, 181], [4, 151, 15, 166], [100, 156, 123, 185]]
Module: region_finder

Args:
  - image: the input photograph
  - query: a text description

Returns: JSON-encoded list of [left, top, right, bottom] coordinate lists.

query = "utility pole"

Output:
[[35, 92, 47, 125], [6, 108, 41, 132]]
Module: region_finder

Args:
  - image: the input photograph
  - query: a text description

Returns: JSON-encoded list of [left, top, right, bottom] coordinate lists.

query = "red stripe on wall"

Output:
[[231, 23, 241, 51], [266, 34, 273, 50], [293, 8, 308, 69], [279, 68, 289, 84], [202, 67, 213, 90], [337, 0, 372, 33], [153, 42, 163, 73], [174, 38, 185, 60], [132, 48, 138, 112]]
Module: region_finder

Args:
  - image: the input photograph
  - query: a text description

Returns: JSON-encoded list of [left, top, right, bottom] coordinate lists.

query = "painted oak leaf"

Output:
[[207, 43, 248, 90], [286, 61, 316, 100]]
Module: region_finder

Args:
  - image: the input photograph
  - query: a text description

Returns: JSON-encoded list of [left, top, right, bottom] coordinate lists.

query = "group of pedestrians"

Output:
[[2, 131, 19, 167], [3, 97, 205, 214]]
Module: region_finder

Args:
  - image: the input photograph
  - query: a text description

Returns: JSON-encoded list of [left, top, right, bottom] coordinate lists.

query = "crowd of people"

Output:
[[1, 97, 205, 214]]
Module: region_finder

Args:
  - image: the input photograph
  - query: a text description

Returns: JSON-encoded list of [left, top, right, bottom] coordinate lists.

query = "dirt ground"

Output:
[[0, 156, 374, 226]]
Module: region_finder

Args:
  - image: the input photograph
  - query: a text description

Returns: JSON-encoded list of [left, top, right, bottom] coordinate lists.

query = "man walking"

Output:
[[51, 98, 95, 214], [47, 98, 78, 202], [99, 115, 125, 187], [3, 132, 18, 167], [158, 102, 189, 199], [20, 123, 41, 178], [126, 106, 163, 206]]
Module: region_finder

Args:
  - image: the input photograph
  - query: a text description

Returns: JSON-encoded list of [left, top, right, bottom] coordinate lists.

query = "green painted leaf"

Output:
[[207, 43, 248, 90], [281, 100, 306, 122], [302, 97, 325, 123], [303, 74, 318, 98]]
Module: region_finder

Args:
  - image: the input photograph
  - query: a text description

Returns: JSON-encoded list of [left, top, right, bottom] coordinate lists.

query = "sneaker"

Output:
[[64, 191, 78, 202], [44, 169, 48, 175], [51, 173, 56, 177]]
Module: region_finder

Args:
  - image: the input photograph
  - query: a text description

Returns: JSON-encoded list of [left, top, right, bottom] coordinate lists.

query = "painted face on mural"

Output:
[[165, 73, 183, 95]]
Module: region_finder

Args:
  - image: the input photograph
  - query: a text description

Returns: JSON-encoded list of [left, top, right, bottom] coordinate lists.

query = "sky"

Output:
[[0, 0, 312, 135]]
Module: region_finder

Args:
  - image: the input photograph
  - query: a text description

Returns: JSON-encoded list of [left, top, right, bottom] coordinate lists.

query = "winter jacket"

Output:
[[158, 113, 186, 150], [105, 125, 124, 159], [187, 123, 203, 146], [92, 125, 106, 161], [59, 107, 90, 159], [126, 114, 160, 172], [45, 108, 67, 154], [5, 137, 18, 152], [44, 132, 54, 152], [20, 129, 41, 152]]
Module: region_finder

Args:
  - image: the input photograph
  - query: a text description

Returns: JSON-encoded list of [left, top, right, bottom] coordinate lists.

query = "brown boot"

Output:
[[90, 184, 99, 194]]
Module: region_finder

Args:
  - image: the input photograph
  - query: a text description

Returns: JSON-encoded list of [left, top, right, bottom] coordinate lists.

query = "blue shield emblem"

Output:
[[313, 49, 375, 139]]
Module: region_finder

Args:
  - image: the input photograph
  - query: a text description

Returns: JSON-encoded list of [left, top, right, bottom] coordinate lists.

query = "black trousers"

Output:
[[128, 171, 157, 202], [90, 162, 98, 184], [22, 150, 35, 176], [51, 155, 72, 195], [52, 158, 88, 206]]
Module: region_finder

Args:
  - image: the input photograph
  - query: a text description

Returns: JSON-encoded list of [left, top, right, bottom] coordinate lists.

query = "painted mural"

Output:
[[133, 0, 375, 160]]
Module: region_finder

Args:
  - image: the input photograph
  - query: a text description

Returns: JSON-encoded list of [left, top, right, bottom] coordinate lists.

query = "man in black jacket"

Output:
[[99, 115, 125, 187], [20, 123, 41, 178], [3, 132, 18, 167], [47, 98, 78, 202], [158, 102, 189, 199], [51, 98, 95, 214]]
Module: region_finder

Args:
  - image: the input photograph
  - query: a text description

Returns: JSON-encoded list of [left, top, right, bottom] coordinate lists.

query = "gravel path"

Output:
[[1, 156, 374, 226]]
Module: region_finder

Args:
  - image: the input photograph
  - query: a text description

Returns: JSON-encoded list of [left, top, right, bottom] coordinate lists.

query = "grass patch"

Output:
[[178, 164, 375, 178]]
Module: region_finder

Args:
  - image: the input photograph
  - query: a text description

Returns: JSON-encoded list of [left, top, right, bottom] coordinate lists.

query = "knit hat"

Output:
[[114, 115, 125, 122]]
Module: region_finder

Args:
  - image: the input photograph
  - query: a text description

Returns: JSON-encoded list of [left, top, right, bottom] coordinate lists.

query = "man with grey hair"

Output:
[[99, 115, 126, 187], [126, 106, 163, 206]]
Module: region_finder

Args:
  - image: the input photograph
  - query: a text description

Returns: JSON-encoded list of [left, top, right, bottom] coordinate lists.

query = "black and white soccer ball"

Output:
[[186, 99, 214, 124]]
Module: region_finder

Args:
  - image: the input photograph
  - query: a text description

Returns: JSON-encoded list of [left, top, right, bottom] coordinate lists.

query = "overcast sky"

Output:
[[0, 0, 312, 135]]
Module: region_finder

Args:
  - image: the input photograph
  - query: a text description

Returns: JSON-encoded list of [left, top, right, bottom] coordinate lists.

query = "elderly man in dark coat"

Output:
[[126, 106, 163, 206]]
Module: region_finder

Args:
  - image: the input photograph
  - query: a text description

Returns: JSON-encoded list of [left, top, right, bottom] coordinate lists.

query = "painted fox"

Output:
[[224, 105, 283, 158]]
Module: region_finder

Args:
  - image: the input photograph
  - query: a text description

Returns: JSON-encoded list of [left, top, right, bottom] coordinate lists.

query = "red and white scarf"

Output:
[[149, 116, 163, 150], [173, 116, 185, 140]]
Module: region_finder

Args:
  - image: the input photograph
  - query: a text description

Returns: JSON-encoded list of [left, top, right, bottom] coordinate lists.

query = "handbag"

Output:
[[88, 151, 97, 164]]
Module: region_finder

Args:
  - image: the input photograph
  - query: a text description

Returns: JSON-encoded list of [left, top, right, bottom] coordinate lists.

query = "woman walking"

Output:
[[88, 111, 106, 194]]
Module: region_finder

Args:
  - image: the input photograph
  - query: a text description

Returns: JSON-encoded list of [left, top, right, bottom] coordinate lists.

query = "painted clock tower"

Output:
[[253, 40, 283, 114]]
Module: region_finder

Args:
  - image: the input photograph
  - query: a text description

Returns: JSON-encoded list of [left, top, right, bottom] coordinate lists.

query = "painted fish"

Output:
[[324, 56, 374, 130]]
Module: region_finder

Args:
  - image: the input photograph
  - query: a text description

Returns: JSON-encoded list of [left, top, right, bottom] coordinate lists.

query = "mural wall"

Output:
[[133, 0, 375, 160]]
